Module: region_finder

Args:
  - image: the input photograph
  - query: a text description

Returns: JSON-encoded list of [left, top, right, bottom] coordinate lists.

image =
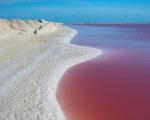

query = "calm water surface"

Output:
[[58, 24, 150, 120]]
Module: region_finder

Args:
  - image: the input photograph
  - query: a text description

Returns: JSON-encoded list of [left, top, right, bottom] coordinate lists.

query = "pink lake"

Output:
[[58, 24, 150, 120]]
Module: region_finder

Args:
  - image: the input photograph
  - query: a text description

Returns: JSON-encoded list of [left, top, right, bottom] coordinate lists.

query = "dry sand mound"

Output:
[[0, 19, 58, 36]]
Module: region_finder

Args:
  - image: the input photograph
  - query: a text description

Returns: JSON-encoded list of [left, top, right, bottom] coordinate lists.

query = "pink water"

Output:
[[58, 24, 150, 120]]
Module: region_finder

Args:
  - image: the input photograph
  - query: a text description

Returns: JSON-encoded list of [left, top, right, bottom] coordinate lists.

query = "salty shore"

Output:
[[0, 19, 102, 120]]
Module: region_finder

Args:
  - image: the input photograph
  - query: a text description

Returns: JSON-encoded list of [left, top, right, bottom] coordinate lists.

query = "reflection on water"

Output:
[[58, 24, 150, 120]]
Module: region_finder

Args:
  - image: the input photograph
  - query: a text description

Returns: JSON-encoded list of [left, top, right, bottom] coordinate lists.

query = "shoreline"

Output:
[[0, 19, 102, 120]]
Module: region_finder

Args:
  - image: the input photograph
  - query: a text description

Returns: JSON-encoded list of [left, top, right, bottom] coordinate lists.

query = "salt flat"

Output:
[[0, 19, 101, 120]]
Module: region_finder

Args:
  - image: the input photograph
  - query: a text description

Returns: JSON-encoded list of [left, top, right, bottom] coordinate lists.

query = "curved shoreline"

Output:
[[0, 19, 102, 120]]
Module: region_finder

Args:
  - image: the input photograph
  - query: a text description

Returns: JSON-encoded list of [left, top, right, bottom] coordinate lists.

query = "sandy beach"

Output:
[[0, 19, 101, 120]]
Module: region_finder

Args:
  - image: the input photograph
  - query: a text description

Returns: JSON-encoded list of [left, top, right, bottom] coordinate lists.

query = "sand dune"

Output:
[[0, 19, 102, 120]]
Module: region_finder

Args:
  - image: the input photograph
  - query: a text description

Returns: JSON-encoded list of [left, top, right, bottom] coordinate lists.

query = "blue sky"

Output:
[[0, 0, 150, 22]]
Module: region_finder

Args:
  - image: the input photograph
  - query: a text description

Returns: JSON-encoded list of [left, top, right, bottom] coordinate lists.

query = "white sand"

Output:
[[0, 19, 102, 120]]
